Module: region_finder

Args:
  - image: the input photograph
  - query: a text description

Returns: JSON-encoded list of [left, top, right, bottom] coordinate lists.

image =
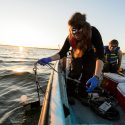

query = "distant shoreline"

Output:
[[0, 44, 58, 50]]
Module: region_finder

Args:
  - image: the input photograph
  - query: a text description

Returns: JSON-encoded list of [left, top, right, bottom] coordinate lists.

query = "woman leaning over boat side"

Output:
[[37, 12, 104, 104]]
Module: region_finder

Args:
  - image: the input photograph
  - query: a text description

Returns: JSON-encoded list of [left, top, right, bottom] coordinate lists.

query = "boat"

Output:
[[38, 59, 125, 125]]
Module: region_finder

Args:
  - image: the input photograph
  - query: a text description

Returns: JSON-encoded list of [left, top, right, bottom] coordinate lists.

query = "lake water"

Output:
[[0, 45, 58, 125]]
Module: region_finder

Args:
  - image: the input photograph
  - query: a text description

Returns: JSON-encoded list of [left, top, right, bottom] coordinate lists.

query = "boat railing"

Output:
[[38, 64, 55, 125]]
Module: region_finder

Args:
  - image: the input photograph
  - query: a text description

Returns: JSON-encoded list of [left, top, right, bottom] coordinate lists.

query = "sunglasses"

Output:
[[72, 27, 83, 35], [111, 45, 117, 48]]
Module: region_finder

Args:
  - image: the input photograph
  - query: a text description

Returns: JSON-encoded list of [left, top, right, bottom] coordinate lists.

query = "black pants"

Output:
[[103, 63, 118, 73], [66, 50, 96, 97]]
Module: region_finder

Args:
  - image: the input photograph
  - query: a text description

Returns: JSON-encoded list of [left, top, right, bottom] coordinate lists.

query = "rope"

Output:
[[33, 63, 46, 103], [47, 63, 81, 84]]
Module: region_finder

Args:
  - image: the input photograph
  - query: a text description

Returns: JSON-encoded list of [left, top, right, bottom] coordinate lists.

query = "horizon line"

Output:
[[0, 44, 59, 50]]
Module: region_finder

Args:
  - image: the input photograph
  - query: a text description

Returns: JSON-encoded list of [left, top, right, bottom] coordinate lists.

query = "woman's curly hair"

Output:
[[68, 12, 92, 56]]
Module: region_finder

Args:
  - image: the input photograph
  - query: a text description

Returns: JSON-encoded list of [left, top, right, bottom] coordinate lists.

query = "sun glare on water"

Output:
[[19, 46, 24, 52], [13, 67, 25, 73], [17, 46, 28, 58]]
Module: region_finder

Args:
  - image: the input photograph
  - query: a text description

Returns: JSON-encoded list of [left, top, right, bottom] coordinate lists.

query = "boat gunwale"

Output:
[[38, 65, 55, 125]]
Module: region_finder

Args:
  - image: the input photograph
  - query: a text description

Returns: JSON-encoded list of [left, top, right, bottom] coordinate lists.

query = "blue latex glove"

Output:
[[37, 57, 52, 65], [86, 76, 99, 93]]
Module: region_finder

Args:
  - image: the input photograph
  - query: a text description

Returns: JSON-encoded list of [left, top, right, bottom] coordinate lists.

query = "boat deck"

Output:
[[69, 98, 125, 125], [60, 61, 125, 125]]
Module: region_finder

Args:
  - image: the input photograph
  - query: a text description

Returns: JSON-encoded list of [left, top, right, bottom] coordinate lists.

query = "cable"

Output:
[[33, 63, 46, 103], [47, 63, 81, 83]]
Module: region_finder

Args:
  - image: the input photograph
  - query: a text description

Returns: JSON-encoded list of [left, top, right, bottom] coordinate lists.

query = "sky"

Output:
[[0, 0, 125, 51]]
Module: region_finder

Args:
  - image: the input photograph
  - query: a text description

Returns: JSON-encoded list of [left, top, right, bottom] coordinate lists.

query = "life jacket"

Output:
[[68, 37, 94, 80], [69, 37, 94, 58], [104, 46, 120, 64], [69, 37, 82, 58], [69, 37, 76, 49]]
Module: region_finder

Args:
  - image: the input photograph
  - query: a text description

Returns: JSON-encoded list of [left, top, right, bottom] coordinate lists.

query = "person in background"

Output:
[[103, 39, 122, 73], [37, 12, 104, 104]]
